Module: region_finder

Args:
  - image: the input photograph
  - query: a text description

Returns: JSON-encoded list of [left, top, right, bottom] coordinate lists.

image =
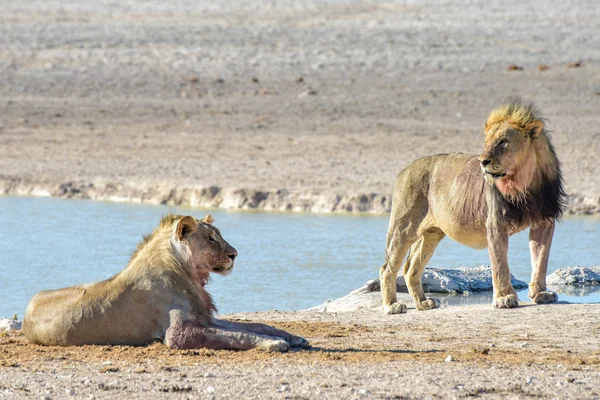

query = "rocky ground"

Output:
[[1, 0, 600, 213]]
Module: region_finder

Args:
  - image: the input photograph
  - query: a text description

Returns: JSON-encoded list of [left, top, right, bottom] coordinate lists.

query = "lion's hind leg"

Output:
[[404, 228, 445, 310]]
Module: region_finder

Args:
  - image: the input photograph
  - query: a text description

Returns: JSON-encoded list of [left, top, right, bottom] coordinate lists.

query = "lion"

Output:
[[379, 99, 566, 314], [23, 214, 309, 351]]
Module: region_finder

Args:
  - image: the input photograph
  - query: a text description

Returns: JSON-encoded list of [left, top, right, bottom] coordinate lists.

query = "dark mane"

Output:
[[489, 142, 566, 228]]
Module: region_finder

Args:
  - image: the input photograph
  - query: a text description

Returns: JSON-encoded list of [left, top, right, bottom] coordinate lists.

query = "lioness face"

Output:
[[479, 122, 532, 181], [177, 215, 238, 275]]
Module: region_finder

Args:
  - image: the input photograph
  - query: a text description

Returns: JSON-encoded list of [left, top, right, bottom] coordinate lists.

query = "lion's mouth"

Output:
[[212, 261, 234, 274], [485, 171, 507, 179]]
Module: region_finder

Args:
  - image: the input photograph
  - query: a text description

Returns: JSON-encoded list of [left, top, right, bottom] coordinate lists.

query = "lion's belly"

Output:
[[432, 209, 489, 250], [444, 229, 488, 250], [438, 217, 529, 250]]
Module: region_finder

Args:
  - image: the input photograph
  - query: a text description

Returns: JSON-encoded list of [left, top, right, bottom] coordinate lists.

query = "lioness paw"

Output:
[[260, 339, 290, 352], [530, 290, 558, 304], [417, 297, 440, 310], [493, 294, 519, 309], [289, 335, 310, 349], [382, 302, 407, 315]]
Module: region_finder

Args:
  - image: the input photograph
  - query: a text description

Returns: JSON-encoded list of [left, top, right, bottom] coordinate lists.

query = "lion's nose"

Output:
[[228, 249, 238, 261], [480, 158, 491, 167]]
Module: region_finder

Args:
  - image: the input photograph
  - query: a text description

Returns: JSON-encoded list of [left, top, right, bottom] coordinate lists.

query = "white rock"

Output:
[[306, 266, 527, 313], [363, 266, 526, 294], [0, 317, 22, 331], [402, 266, 527, 293], [547, 266, 600, 286], [445, 355, 453, 362]]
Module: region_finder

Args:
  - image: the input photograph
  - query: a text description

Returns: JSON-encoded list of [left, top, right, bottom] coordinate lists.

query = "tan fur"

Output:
[[202, 214, 215, 224], [23, 215, 308, 351], [380, 100, 563, 313]]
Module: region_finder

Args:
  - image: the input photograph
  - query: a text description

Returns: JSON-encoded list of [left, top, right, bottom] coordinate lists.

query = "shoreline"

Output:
[[2, 177, 600, 215]]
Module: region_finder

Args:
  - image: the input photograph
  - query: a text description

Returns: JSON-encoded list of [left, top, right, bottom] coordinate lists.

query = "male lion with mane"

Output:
[[23, 214, 308, 351], [380, 99, 566, 314]]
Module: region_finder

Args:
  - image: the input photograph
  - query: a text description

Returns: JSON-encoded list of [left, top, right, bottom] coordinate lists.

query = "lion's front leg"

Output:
[[165, 319, 289, 352], [213, 319, 309, 348], [487, 222, 519, 309], [528, 219, 558, 304]]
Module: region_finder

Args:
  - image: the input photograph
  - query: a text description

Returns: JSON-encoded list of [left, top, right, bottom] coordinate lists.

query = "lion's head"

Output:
[[173, 214, 238, 277], [478, 100, 559, 200]]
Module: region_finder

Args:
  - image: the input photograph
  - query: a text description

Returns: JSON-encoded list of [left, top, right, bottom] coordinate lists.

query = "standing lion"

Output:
[[23, 214, 308, 351], [380, 99, 566, 314]]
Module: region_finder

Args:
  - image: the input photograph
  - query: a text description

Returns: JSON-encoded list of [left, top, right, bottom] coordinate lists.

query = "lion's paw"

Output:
[[289, 335, 310, 349], [530, 290, 558, 304], [493, 294, 519, 309], [260, 339, 290, 352], [417, 297, 440, 311], [382, 302, 407, 315]]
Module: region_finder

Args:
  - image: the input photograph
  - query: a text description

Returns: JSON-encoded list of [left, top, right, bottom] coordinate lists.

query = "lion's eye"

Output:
[[498, 139, 508, 148], [207, 236, 215, 243]]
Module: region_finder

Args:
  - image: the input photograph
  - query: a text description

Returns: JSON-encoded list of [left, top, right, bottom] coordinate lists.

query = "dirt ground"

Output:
[[1, 304, 599, 399], [2, 0, 600, 398], [1, 0, 599, 213]]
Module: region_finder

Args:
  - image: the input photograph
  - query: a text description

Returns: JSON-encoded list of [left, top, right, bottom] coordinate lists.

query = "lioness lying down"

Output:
[[23, 214, 308, 351], [380, 100, 566, 313]]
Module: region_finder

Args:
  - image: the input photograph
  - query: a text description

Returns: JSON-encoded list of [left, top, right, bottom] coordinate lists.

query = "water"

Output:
[[1, 196, 599, 318]]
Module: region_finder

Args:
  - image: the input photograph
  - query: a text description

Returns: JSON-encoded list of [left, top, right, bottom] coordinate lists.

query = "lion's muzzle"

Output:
[[479, 158, 506, 179]]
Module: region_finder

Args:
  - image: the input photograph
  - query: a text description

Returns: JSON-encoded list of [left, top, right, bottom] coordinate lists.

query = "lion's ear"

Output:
[[176, 216, 198, 241], [201, 214, 214, 225], [526, 119, 544, 138]]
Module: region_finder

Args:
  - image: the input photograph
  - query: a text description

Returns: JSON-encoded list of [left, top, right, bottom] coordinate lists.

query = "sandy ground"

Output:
[[1, 304, 599, 399], [2, 1, 600, 398], [1, 0, 600, 213]]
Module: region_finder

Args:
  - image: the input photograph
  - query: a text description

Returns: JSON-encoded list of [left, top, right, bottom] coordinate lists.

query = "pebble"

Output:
[[526, 376, 533, 385], [445, 355, 453, 362], [298, 89, 317, 98], [206, 386, 215, 394], [277, 384, 290, 392]]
